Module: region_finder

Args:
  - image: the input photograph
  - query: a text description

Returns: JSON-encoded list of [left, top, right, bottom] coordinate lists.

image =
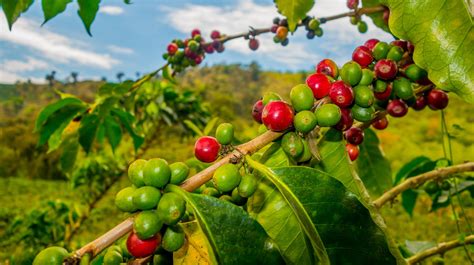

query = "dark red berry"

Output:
[[306, 73, 332, 99], [412, 96, 427, 111], [352, 46, 373, 68], [387, 99, 408, 117], [210, 30, 221, 39], [249, 38, 259, 51], [374, 59, 398, 80], [391, 40, 407, 51], [194, 56, 203, 65], [329, 81, 354, 108], [345, 127, 364, 145], [364, 39, 379, 50], [372, 117, 389, 130], [427, 89, 449, 110], [252, 99, 264, 123], [346, 143, 359, 161], [382, 7, 390, 24], [316, 59, 339, 79], [191, 29, 201, 37], [374, 82, 392, 101], [346, 0, 359, 9], [194, 136, 221, 163], [261, 100, 294, 132], [167, 43, 178, 55], [407, 41, 415, 54], [204, 44, 214, 54], [334, 108, 354, 131], [127, 232, 160, 258], [184, 47, 197, 59], [271, 24, 278, 33]]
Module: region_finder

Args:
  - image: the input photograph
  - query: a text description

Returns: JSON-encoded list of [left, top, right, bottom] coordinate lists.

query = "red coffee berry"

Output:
[[306, 73, 332, 99], [329, 81, 354, 108], [184, 47, 197, 59], [346, 0, 359, 9], [346, 143, 359, 161], [352, 46, 373, 68], [167, 43, 178, 55], [210, 30, 221, 39], [334, 108, 354, 131], [372, 117, 389, 130], [252, 99, 264, 123], [427, 89, 449, 110], [374, 82, 393, 101], [204, 44, 214, 54], [316, 59, 339, 79], [412, 96, 427, 111], [374, 59, 398, 80], [387, 99, 408, 117], [364, 39, 379, 50], [407, 41, 415, 54], [261, 100, 294, 132], [127, 232, 160, 258], [191, 28, 201, 37], [345, 127, 364, 145], [249, 38, 259, 51], [391, 40, 407, 51], [194, 56, 203, 65], [194, 136, 221, 163], [270, 24, 278, 33], [382, 7, 390, 24]]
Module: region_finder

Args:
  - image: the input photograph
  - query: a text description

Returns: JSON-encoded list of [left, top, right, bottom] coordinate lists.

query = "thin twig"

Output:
[[407, 234, 474, 264], [373, 162, 474, 208]]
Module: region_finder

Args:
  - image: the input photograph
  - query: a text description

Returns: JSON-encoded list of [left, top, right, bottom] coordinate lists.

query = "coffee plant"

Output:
[[3, 0, 473, 264]]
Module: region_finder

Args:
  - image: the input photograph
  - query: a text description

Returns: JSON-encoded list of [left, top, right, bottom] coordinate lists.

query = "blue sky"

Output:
[[0, 0, 394, 84]]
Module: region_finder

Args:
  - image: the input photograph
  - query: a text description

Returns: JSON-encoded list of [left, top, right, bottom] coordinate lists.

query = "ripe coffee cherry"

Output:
[[329, 81, 354, 108], [359, 69, 374, 85], [374, 59, 398, 80], [372, 117, 389, 130], [346, 144, 359, 161], [352, 46, 373, 68], [391, 40, 407, 51], [271, 24, 278, 33], [127, 232, 160, 258], [305, 73, 332, 99], [393, 77, 414, 100], [346, 0, 359, 9], [216, 123, 234, 145], [167, 43, 178, 55], [262, 92, 282, 105], [33, 247, 69, 265], [162, 226, 185, 252], [290, 84, 314, 111], [404, 64, 427, 82], [282, 132, 304, 158], [133, 186, 162, 210], [386, 46, 404, 62], [354, 85, 375, 107], [345, 127, 364, 145], [316, 59, 339, 78], [157, 192, 186, 225], [412, 96, 427, 111], [169, 162, 189, 185], [249, 38, 259, 51], [115, 186, 137, 212], [294, 110, 317, 133], [341, 61, 362, 86], [334, 108, 354, 131], [191, 28, 201, 37], [213, 164, 241, 192], [143, 158, 171, 188], [427, 89, 449, 110], [357, 21, 368, 33], [374, 82, 392, 101], [194, 136, 220, 163], [261, 101, 294, 131], [252, 99, 264, 123], [383, 8, 390, 24], [210, 30, 221, 39], [276, 26, 289, 39], [387, 99, 408, 117], [364, 38, 379, 50], [372, 42, 390, 60], [128, 159, 146, 187], [351, 105, 375, 122], [134, 210, 163, 240], [315, 104, 342, 127]]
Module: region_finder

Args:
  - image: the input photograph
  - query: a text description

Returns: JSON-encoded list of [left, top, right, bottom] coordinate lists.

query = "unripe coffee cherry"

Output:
[[372, 42, 390, 60], [294, 110, 317, 133], [315, 104, 342, 127], [261, 101, 294, 131], [393, 77, 414, 100], [357, 21, 368, 33], [341, 61, 362, 86], [329, 81, 354, 108], [374, 82, 392, 101], [374, 59, 398, 80], [252, 99, 264, 123], [194, 136, 220, 163], [306, 73, 332, 99], [352, 46, 373, 68], [290, 84, 314, 111], [427, 89, 449, 110], [387, 99, 408, 117], [346, 143, 359, 161], [345, 127, 364, 145], [316, 59, 339, 78]]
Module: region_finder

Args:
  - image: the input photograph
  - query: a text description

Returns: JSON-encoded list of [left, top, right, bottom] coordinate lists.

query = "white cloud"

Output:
[[108, 45, 134, 54], [100, 5, 124, 15], [3, 57, 50, 72], [0, 69, 45, 84], [0, 13, 119, 69]]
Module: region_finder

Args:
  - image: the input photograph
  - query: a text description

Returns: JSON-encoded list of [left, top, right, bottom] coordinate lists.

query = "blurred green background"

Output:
[[0, 64, 472, 264]]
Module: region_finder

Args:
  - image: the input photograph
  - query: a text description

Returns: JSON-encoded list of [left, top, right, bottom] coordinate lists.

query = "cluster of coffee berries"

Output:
[[113, 158, 190, 259], [251, 38, 449, 162], [302, 16, 324, 39], [270, 17, 291, 46], [345, 0, 369, 33]]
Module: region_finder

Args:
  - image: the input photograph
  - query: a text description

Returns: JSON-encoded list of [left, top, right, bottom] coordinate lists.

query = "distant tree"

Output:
[[136, 72, 141, 78], [116, 72, 125, 82], [45, 71, 56, 87], [248, 61, 261, 81], [101, 76, 107, 82], [71, 72, 79, 84]]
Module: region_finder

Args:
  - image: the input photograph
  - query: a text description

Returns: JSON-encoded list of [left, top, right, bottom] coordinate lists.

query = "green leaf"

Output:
[[1, 0, 33, 29], [274, 0, 314, 32], [431, 178, 474, 211], [77, 0, 100, 36], [41, 0, 72, 24], [47, 118, 72, 153], [355, 128, 392, 197], [382, 0, 474, 102], [104, 116, 122, 152], [35, 98, 85, 132], [315, 128, 361, 198], [60, 134, 79, 173], [174, 221, 212, 264], [203, 117, 219, 136], [183, 119, 203, 136], [162, 65, 176, 83], [38, 104, 86, 146], [259, 143, 292, 167], [78, 113, 101, 153], [394, 156, 431, 184], [361, 0, 390, 32], [248, 159, 397, 264], [111, 108, 144, 150], [168, 185, 284, 265]]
